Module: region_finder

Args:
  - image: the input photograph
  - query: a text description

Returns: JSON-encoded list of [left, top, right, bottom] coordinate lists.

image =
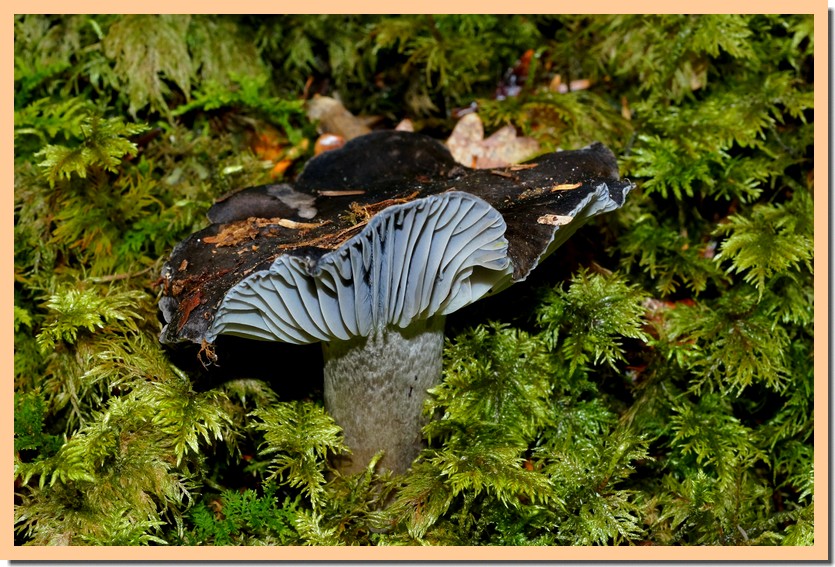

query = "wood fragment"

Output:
[[276, 219, 370, 251], [204, 217, 330, 247], [318, 189, 366, 197], [519, 187, 546, 200], [203, 220, 259, 246], [272, 191, 420, 251], [509, 163, 538, 171], [178, 292, 202, 332], [350, 191, 421, 221], [275, 218, 328, 230], [551, 182, 583, 191]]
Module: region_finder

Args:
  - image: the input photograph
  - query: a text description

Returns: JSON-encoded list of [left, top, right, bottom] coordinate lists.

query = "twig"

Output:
[[318, 189, 366, 197], [89, 266, 154, 283]]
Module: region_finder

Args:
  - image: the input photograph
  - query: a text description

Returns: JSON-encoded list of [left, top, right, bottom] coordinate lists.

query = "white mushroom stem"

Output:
[[322, 315, 445, 475]]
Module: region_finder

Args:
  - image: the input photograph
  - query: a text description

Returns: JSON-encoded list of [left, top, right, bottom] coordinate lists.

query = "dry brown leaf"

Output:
[[446, 113, 540, 169], [306, 95, 371, 140]]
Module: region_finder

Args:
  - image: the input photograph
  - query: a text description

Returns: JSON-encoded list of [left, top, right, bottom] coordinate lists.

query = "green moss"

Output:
[[14, 14, 814, 546]]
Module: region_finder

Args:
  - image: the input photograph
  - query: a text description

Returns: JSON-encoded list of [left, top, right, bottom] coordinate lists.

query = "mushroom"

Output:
[[158, 131, 633, 475]]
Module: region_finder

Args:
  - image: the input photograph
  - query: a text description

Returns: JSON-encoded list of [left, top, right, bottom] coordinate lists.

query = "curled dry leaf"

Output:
[[446, 113, 540, 169], [306, 95, 371, 140]]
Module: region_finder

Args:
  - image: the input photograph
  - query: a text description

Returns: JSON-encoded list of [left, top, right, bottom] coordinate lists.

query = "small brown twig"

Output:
[[88, 266, 154, 283], [318, 189, 367, 197]]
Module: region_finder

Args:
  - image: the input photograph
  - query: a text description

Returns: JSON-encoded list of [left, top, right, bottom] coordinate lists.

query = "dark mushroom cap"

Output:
[[159, 131, 632, 346], [207, 183, 318, 224]]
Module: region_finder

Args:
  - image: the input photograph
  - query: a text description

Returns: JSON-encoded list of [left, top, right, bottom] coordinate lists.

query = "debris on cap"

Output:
[[159, 131, 632, 349]]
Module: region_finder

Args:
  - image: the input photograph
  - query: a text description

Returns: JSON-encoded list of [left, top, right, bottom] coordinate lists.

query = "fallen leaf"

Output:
[[306, 95, 371, 140], [446, 113, 540, 168]]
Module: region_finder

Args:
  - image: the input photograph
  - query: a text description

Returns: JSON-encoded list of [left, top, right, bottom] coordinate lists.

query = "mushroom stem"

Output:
[[322, 315, 445, 475]]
